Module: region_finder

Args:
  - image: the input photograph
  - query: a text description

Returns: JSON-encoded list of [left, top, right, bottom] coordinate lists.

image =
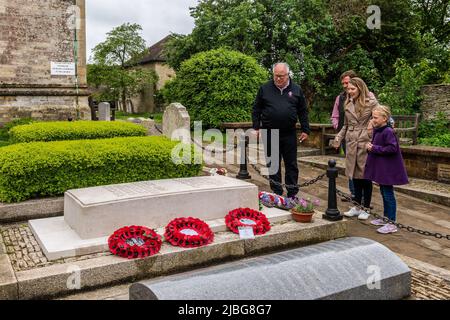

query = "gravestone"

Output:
[[126, 118, 156, 135], [130, 237, 411, 300], [29, 176, 259, 260], [98, 102, 111, 121], [162, 103, 190, 143]]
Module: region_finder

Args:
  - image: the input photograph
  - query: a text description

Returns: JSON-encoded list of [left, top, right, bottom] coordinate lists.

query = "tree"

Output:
[[162, 48, 269, 128], [165, 0, 424, 111], [88, 23, 157, 112]]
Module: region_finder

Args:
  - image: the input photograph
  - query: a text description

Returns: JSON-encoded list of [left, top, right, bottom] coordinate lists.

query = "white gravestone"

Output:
[[98, 102, 111, 121], [162, 103, 190, 143], [29, 176, 262, 260]]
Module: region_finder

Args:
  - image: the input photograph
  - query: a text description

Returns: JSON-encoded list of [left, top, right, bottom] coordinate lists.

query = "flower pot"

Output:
[[290, 209, 315, 223]]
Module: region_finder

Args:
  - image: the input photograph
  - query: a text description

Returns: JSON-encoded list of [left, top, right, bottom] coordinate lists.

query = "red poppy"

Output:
[[108, 226, 162, 259], [164, 217, 214, 248], [225, 208, 271, 235]]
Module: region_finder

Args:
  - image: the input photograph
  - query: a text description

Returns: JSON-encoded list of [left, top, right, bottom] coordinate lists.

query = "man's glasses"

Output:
[[274, 74, 288, 79]]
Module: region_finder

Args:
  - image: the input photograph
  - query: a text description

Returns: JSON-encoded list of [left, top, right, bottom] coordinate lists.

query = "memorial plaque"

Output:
[[63, 176, 258, 239]]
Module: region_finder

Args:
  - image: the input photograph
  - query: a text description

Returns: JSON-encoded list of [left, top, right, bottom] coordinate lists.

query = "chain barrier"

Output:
[[156, 122, 449, 241], [335, 188, 450, 241], [249, 162, 326, 189]]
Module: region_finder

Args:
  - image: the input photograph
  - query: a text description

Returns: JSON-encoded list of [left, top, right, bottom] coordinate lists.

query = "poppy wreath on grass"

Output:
[[108, 226, 162, 259], [225, 208, 271, 235], [164, 217, 214, 248]]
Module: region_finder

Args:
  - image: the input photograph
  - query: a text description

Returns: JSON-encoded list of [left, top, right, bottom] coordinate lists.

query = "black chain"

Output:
[[336, 188, 450, 241], [249, 162, 326, 189]]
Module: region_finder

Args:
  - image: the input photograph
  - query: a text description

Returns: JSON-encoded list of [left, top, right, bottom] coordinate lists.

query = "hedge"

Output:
[[420, 134, 450, 148], [0, 136, 202, 203], [9, 121, 147, 143]]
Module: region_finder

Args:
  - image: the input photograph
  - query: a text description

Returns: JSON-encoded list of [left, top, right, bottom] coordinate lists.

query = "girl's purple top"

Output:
[[364, 125, 409, 186]]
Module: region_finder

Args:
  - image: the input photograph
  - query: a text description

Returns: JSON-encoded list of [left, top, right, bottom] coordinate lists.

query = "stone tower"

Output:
[[0, 0, 91, 126]]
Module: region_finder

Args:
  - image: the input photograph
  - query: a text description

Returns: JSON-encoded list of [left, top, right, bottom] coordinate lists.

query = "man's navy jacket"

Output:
[[252, 79, 311, 134]]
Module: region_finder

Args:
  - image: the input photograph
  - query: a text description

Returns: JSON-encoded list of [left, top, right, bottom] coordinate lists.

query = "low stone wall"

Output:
[[421, 84, 450, 121], [401, 145, 450, 183], [0, 95, 91, 126]]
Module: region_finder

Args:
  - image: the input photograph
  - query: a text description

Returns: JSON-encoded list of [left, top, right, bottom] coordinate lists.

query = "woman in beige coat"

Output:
[[333, 77, 379, 219]]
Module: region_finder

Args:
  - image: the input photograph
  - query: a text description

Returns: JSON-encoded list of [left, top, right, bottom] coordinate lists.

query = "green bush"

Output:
[[162, 48, 269, 128], [0, 118, 34, 141], [420, 134, 450, 148], [0, 136, 201, 203], [378, 59, 437, 114], [418, 112, 450, 139], [9, 121, 147, 143]]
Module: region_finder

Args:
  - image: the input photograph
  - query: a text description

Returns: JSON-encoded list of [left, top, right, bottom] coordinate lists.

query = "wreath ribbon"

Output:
[[225, 208, 271, 235]]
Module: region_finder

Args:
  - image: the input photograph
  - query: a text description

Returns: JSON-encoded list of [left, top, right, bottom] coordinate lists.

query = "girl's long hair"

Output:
[[346, 77, 371, 109]]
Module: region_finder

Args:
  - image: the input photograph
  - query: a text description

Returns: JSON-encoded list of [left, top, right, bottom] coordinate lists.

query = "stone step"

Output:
[[298, 155, 450, 208], [4, 213, 348, 300]]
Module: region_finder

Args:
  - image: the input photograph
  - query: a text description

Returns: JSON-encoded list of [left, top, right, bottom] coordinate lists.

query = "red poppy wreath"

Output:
[[164, 217, 214, 248], [108, 226, 162, 259], [225, 208, 271, 235]]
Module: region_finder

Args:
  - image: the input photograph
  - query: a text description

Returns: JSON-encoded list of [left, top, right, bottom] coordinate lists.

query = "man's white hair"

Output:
[[272, 62, 293, 78], [272, 62, 291, 74]]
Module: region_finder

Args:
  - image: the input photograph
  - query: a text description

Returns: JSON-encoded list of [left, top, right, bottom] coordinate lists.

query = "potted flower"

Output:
[[290, 198, 320, 223]]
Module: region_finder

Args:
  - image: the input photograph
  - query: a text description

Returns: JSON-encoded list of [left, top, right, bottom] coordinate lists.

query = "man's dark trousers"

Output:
[[262, 128, 299, 198]]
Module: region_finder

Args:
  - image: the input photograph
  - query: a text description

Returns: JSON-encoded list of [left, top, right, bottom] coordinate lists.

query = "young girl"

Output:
[[364, 105, 409, 234]]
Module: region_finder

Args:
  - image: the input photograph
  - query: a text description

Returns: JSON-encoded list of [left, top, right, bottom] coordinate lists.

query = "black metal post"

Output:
[[236, 133, 251, 180], [323, 159, 343, 221]]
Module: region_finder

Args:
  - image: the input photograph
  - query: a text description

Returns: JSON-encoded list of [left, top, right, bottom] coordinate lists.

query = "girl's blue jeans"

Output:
[[380, 185, 396, 221]]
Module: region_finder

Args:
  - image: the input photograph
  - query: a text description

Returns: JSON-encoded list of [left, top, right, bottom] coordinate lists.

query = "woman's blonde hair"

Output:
[[372, 105, 391, 120], [346, 77, 371, 108]]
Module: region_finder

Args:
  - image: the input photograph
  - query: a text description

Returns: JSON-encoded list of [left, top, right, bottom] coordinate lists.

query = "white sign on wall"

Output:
[[51, 62, 76, 76]]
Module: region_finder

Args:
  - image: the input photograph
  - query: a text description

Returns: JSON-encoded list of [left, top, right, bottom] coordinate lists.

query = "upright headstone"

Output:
[[98, 102, 111, 121], [162, 103, 190, 143], [130, 237, 411, 300]]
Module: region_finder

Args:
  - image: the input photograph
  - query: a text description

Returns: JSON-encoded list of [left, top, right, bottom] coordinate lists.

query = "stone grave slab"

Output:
[[64, 176, 258, 239], [29, 176, 260, 260], [130, 237, 411, 300]]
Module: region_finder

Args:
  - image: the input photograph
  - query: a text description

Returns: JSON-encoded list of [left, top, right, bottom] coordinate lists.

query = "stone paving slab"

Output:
[[1, 216, 348, 299], [298, 155, 450, 208]]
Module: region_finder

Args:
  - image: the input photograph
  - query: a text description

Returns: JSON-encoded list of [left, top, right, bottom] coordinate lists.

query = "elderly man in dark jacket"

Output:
[[252, 62, 310, 198]]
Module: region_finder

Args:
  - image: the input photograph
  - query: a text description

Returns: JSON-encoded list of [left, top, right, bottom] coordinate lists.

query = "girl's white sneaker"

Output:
[[344, 207, 363, 217]]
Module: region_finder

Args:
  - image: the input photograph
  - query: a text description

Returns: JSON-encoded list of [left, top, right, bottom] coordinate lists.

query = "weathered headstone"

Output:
[[98, 102, 111, 121], [162, 103, 190, 143], [126, 118, 157, 135], [129, 237, 411, 300]]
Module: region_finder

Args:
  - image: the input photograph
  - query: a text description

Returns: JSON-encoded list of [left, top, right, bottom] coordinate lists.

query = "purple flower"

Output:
[[313, 199, 320, 207], [300, 199, 308, 208]]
